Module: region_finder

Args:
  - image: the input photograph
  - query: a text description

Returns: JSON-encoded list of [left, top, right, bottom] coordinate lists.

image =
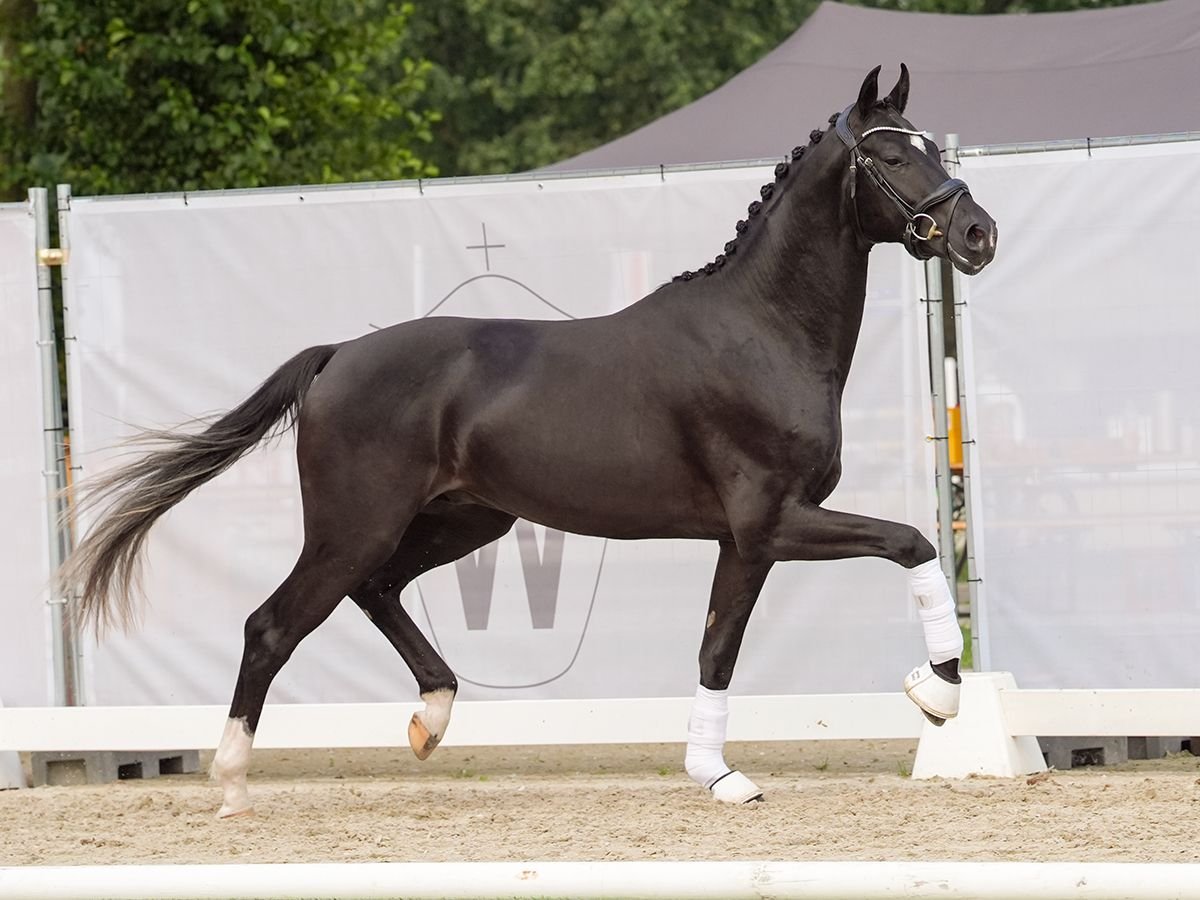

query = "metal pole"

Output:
[[944, 135, 987, 671], [32, 187, 78, 706], [957, 129, 1200, 159], [924, 250, 956, 602], [3, 860, 1200, 900], [53, 183, 85, 703]]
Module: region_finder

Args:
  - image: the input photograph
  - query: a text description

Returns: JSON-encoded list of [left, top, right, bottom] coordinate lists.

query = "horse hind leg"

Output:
[[349, 503, 517, 761], [212, 551, 379, 817], [210, 527, 403, 818], [211, 419, 429, 817], [687, 541, 773, 804]]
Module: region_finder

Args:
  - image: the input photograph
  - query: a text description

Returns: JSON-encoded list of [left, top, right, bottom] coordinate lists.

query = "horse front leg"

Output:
[[687, 541, 773, 804], [748, 498, 963, 724]]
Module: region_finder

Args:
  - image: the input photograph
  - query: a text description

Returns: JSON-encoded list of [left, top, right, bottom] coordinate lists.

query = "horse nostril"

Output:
[[965, 223, 988, 252]]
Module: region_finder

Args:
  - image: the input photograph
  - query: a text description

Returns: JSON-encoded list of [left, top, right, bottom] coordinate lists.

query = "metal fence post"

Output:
[[32, 186, 81, 706], [924, 252, 956, 603], [944, 134, 989, 671]]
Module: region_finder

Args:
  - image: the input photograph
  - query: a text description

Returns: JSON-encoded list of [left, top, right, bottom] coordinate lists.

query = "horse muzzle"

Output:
[[944, 199, 997, 276]]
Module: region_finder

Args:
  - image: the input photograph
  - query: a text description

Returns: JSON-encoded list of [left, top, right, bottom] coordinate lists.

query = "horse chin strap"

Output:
[[835, 104, 969, 261]]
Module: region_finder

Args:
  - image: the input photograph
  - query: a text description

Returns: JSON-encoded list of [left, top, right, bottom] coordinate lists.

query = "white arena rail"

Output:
[[2, 861, 1199, 900], [2, 676, 1197, 781], [0, 693, 923, 752], [1001, 689, 1200, 737]]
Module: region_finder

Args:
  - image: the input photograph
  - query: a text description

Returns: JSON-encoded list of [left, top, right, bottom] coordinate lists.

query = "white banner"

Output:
[[0, 200, 53, 706], [63, 167, 934, 706], [959, 141, 1200, 688]]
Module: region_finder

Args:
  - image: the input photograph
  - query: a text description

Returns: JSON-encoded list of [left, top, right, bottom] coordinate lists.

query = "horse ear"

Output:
[[885, 63, 910, 114], [856, 65, 882, 118]]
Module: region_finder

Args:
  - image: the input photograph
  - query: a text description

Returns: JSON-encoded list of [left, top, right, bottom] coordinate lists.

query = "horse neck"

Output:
[[728, 148, 871, 387]]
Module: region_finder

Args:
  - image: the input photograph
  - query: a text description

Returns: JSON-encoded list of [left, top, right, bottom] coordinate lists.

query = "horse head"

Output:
[[838, 64, 996, 275]]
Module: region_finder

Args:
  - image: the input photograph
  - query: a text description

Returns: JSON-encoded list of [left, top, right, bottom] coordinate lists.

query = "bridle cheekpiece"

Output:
[[835, 104, 969, 260]]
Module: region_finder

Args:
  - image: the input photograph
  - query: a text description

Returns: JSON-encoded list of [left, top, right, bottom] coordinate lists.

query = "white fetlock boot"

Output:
[[685, 685, 763, 804], [906, 559, 964, 726]]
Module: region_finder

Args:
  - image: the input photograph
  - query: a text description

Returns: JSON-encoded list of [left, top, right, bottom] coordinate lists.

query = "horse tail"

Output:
[[61, 343, 340, 635]]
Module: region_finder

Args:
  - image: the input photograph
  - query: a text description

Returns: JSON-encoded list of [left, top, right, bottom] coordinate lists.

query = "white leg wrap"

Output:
[[685, 685, 762, 804], [685, 686, 730, 789], [211, 717, 254, 818], [908, 558, 963, 664]]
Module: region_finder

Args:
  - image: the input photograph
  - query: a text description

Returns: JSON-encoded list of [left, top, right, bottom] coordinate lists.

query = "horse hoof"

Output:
[[408, 714, 439, 761], [216, 804, 255, 820], [903, 660, 960, 721], [710, 770, 763, 805]]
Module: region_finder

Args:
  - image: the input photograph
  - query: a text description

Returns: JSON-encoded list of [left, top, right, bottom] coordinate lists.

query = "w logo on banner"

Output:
[[416, 522, 606, 689], [456, 522, 563, 630]]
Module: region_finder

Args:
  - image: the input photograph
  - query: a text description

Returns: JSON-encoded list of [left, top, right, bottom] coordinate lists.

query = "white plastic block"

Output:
[[911, 672, 1047, 780], [0, 696, 27, 790]]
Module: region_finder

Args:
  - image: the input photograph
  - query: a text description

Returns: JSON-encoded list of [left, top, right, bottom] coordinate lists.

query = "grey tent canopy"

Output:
[[549, 0, 1200, 171]]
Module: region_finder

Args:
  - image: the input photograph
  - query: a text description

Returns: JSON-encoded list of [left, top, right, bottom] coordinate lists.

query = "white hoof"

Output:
[[904, 660, 961, 722], [216, 802, 254, 819], [709, 770, 763, 804]]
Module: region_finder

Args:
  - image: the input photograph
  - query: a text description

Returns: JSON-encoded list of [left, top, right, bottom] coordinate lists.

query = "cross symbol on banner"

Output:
[[466, 223, 506, 271]]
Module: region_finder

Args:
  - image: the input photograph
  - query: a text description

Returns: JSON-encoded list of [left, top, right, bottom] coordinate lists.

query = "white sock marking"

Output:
[[211, 716, 254, 817], [418, 689, 454, 740]]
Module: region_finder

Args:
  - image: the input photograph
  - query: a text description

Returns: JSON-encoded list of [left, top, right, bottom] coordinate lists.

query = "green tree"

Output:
[[406, 0, 822, 176], [0, 1, 439, 197]]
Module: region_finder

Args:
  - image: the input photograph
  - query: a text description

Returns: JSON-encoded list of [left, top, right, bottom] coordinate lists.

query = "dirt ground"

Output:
[[2, 741, 1198, 866]]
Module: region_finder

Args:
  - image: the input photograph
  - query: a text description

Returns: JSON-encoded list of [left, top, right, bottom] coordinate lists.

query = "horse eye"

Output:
[[884, 156, 904, 167]]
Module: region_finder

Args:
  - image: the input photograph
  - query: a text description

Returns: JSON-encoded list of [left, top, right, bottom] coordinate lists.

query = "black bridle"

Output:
[[835, 105, 969, 261]]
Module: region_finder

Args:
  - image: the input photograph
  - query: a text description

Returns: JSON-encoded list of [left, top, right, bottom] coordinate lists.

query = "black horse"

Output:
[[62, 66, 996, 816]]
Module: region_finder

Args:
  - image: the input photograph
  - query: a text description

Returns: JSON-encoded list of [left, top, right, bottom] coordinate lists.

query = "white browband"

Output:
[[857, 125, 933, 144]]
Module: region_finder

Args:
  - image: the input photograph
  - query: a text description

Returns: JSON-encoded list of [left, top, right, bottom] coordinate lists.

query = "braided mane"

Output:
[[662, 111, 848, 288]]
